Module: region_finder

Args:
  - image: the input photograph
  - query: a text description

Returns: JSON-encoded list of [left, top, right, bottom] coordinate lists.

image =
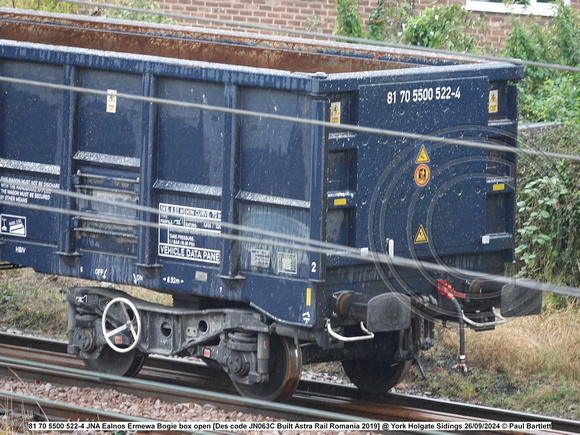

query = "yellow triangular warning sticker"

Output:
[[415, 144, 430, 164], [489, 90, 499, 113], [414, 224, 428, 244], [330, 102, 341, 124]]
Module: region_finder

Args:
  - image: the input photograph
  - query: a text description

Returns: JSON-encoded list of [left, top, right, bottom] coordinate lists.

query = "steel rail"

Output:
[[0, 346, 385, 425], [1, 333, 579, 434], [0, 345, 510, 435], [0, 391, 195, 435], [0, 347, 451, 434]]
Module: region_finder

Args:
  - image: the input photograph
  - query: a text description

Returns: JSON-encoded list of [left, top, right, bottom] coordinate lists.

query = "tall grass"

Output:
[[451, 302, 580, 380], [424, 299, 580, 418], [0, 268, 171, 338]]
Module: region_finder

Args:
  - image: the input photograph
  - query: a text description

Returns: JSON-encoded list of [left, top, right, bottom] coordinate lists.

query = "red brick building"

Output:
[[157, 0, 579, 51]]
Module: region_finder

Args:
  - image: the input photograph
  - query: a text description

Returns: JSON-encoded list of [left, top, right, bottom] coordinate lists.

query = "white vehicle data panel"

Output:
[[158, 203, 221, 264]]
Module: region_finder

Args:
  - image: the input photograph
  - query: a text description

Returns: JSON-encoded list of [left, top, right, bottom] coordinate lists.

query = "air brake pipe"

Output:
[[437, 280, 467, 375], [462, 307, 506, 328], [325, 319, 375, 342]]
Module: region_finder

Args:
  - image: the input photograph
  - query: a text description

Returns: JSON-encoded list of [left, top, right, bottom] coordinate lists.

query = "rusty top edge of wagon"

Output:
[[0, 7, 488, 75]]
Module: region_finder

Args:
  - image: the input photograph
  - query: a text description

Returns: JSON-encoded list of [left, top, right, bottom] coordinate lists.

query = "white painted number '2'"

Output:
[[311, 262, 317, 273]]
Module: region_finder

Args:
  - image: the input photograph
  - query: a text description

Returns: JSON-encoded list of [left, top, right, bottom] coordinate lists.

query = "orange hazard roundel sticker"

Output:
[[414, 164, 430, 187]]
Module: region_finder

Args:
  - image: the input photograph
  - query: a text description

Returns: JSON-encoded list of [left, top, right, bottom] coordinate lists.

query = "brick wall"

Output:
[[161, 0, 345, 34], [159, 0, 580, 51]]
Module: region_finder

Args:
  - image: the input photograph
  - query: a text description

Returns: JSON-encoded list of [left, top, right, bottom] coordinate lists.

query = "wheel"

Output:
[[102, 297, 141, 353], [83, 346, 146, 377], [231, 335, 302, 402], [342, 355, 411, 395], [341, 332, 411, 395], [82, 297, 146, 377]]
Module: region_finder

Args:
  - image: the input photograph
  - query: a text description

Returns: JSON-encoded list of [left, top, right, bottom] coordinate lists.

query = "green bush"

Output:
[[519, 74, 580, 123], [333, 0, 486, 51], [505, 1, 580, 123], [379, 0, 415, 41], [507, 1, 580, 286], [100, 0, 177, 24], [397, 3, 485, 52], [0, 0, 173, 24], [366, 0, 387, 41], [516, 124, 580, 287], [333, 0, 365, 39], [0, 0, 76, 13]]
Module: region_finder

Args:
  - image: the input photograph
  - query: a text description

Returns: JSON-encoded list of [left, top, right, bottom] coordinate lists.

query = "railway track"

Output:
[[1, 332, 579, 434]]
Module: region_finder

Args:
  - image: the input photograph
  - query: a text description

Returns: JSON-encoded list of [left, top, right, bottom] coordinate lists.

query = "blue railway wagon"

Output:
[[0, 10, 541, 400]]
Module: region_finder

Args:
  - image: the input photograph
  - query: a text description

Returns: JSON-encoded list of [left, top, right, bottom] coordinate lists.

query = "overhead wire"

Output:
[[0, 179, 579, 299], [0, 75, 579, 163], [0, 8, 579, 302], [1, 5, 578, 167]]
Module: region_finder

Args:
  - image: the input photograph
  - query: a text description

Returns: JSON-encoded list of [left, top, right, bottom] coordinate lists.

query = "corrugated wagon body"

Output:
[[0, 9, 540, 400]]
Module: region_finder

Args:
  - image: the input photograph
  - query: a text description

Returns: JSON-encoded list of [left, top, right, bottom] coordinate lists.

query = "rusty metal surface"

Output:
[[0, 8, 480, 74]]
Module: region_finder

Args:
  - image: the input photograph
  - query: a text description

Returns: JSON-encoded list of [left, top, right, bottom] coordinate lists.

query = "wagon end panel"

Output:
[[324, 65, 523, 318]]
